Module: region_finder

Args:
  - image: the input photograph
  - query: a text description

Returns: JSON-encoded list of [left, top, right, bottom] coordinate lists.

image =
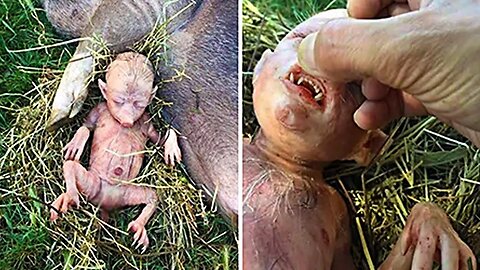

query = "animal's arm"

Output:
[[146, 122, 162, 146], [140, 112, 181, 165], [64, 103, 105, 161], [83, 103, 106, 130]]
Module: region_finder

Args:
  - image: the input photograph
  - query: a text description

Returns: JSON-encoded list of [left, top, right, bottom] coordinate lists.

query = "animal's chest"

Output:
[[243, 144, 345, 270], [89, 113, 148, 180]]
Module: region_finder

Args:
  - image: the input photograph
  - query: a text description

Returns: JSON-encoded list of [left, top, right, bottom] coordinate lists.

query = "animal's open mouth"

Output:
[[283, 66, 327, 107]]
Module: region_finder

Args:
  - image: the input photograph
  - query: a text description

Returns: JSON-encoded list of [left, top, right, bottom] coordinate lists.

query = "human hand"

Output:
[[297, 0, 480, 146]]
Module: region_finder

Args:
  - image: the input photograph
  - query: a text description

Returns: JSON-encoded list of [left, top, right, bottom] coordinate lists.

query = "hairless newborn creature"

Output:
[[50, 52, 181, 252], [243, 9, 476, 270]]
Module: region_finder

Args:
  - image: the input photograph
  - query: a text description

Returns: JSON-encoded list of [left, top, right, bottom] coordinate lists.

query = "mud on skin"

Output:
[[243, 9, 476, 270], [50, 52, 182, 253]]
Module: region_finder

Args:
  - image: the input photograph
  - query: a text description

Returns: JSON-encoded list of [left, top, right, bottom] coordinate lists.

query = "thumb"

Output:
[[297, 16, 412, 84]]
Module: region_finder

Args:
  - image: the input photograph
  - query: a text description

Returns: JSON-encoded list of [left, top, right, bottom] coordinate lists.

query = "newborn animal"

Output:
[[243, 9, 476, 270], [50, 52, 181, 252]]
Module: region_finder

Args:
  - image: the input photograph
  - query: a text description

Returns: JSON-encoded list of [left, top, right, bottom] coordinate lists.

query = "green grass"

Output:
[[0, 1, 237, 269], [243, 0, 480, 268]]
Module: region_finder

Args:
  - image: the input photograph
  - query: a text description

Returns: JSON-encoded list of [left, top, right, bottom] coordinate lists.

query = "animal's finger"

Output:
[[64, 147, 72, 160], [412, 228, 437, 270], [74, 148, 82, 161], [169, 153, 175, 166], [60, 196, 70, 213], [177, 149, 182, 161], [50, 209, 58, 221], [440, 233, 459, 270], [459, 241, 477, 270]]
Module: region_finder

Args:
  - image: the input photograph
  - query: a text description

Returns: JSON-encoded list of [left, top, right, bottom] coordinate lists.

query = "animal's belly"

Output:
[[89, 134, 145, 181]]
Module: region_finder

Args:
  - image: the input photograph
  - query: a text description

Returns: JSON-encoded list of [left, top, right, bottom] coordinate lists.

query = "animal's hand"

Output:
[[163, 129, 181, 166], [380, 202, 476, 270], [128, 220, 150, 253], [63, 126, 90, 161]]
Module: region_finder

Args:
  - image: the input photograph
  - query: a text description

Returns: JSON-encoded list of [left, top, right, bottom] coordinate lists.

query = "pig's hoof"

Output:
[[47, 109, 72, 131], [128, 221, 149, 253], [49, 192, 80, 221]]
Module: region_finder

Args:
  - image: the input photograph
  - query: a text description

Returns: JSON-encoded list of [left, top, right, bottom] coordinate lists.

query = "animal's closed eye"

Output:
[[134, 101, 146, 109]]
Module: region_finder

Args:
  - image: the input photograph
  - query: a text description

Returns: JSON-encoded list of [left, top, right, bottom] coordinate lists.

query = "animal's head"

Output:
[[253, 9, 386, 165], [99, 52, 156, 128]]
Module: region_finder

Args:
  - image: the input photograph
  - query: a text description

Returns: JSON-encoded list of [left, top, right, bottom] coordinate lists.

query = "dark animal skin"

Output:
[[44, 0, 238, 221]]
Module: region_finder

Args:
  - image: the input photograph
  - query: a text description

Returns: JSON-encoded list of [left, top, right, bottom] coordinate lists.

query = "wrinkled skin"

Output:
[[297, 0, 480, 147], [158, 0, 238, 219], [50, 52, 182, 252], [244, 9, 476, 270], [44, 0, 239, 221]]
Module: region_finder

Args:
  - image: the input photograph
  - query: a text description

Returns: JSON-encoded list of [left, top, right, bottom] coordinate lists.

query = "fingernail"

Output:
[[353, 109, 366, 130], [298, 33, 319, 76]]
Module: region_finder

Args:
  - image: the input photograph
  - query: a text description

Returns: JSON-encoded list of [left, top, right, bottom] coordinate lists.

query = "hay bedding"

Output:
[[0, 3, 236, 269], [242, 1, 480, 269]]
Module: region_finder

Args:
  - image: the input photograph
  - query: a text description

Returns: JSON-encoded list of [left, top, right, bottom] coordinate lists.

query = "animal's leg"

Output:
[[47, 41, 94, 129], [50, 160, 101, 221], [43, 0, 101, 37], [120, 185, 158, 252]]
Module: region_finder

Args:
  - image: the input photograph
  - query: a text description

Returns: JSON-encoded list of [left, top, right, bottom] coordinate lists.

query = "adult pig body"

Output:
[[44, 0, 197, 50], [159, 0, 238, 219]]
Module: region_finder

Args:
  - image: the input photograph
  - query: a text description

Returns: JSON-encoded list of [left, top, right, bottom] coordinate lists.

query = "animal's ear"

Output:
[[253, 49, 273, 85], [149, 85, 158, 103], [345, 129, 388, 166], [98, 79, 108, 100]]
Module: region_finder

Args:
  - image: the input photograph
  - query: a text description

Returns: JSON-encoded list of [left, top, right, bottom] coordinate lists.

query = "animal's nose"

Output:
[[121, 121, 134, 128]]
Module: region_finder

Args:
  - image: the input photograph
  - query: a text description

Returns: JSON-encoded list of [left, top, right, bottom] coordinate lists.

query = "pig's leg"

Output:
[[47, 41, 94, 128], [50, 160, 101, 221], [113, 185, 158, 252]]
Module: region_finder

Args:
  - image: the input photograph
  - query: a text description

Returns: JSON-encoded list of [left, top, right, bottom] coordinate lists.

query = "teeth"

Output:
[[289, 73, 294, 82], [297, 77, 304, 85], [314, 86, 320, 93], [314, 92, 324, 101]]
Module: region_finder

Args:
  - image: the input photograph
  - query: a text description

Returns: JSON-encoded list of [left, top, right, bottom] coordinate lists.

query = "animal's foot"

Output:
[[47, 48, 94, 130], [128, 220, 150, 253], [49, 192, 80, 221], [164, 129, 182, 166]]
